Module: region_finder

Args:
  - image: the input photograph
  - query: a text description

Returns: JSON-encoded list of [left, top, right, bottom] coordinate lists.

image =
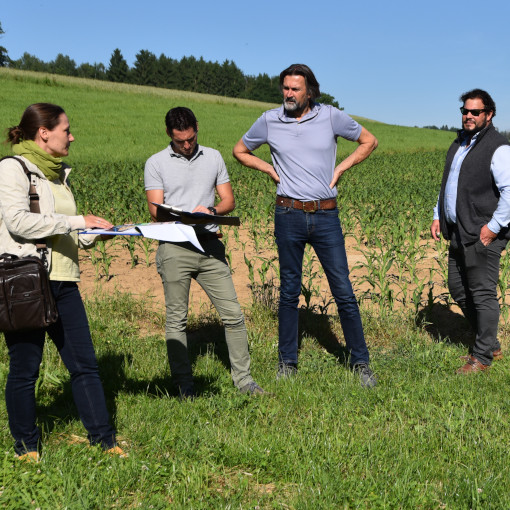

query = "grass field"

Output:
[[1, 68, 509, 509]]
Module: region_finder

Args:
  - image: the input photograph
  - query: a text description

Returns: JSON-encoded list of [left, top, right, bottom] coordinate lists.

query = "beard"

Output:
[[463, 118, 488, 135], [284, 97, 308, 114]]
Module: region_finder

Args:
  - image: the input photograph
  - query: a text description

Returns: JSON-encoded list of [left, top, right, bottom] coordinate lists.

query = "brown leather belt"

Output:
[[276, 195, 337, 213]]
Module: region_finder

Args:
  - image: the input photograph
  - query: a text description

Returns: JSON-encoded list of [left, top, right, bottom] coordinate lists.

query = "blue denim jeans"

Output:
[[4, 281, 116, 455], [274, 206, 369, 367]]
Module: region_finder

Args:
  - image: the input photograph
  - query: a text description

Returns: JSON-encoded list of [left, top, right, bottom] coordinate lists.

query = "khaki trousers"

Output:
[[156, 239, 253, 389]]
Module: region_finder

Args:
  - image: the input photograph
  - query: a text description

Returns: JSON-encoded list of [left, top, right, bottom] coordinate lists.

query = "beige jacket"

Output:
[[0, 156, 95, 272]]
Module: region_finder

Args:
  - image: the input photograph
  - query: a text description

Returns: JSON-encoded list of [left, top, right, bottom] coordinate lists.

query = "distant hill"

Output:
[[0, 68, 455, 166]]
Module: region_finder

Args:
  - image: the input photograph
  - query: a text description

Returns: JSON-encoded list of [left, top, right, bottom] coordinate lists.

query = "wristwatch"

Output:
[[208, 207, 217, 215]]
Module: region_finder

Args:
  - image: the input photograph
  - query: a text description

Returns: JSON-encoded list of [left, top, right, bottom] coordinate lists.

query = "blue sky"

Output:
[[2, 0, 510, 130]]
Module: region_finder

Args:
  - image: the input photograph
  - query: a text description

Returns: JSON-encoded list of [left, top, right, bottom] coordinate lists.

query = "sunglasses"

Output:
[[460, 107, 489, 116]]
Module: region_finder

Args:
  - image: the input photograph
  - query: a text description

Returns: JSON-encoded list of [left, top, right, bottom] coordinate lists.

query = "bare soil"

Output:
[[77, 227, 510, 353], [77, 227, 448, 315]]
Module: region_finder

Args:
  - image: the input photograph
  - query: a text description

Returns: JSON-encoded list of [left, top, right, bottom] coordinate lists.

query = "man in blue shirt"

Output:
[[431, 89, 510, 373], [233, 64, 378, 387]]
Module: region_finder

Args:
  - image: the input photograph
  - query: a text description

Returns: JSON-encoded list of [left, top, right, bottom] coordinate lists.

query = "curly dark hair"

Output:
[[460, 89, 496, 117]]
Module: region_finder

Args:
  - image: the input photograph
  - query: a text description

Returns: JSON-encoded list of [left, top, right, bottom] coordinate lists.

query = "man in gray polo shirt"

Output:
[[145, 106, 264, 397], [233, 64, 378, 387]]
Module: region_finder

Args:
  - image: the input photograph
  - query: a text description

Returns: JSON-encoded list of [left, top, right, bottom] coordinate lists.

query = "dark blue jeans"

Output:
[[274, 206, 369, 367], [4, 281, 116, 455]]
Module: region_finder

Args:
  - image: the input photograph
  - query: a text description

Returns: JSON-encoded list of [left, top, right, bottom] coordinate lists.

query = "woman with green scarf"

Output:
[[0, 103, 125, 461]]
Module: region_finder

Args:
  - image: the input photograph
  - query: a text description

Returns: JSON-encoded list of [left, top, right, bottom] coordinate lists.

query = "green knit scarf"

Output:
[[12, 140, 62, 181]]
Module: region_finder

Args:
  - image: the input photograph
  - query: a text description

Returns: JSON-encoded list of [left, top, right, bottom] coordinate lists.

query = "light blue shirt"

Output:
[[242, 103, 362, 201], [434, 132, 510, 234]]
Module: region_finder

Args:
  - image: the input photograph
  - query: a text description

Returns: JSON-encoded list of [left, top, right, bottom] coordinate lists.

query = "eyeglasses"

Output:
[[460, 107, 488, 116]]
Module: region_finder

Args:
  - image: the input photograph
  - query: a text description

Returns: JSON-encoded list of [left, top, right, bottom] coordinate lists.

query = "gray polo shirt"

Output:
[[144, 143, 229, 232], [242, 103, 362, 201]]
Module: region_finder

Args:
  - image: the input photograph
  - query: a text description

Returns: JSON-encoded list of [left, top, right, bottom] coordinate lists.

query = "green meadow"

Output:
[[1, 68, 509, 509]]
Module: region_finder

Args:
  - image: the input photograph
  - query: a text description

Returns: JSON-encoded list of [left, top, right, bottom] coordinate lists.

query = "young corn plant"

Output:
[[138, 237, 155, 267], [96, 240, 115, 281], [433, 237, 453, 307], [300, 248, 323, 312], [89, 244, 102, 281], [354, 238, 395, 312], [123, 236, 139, 268]]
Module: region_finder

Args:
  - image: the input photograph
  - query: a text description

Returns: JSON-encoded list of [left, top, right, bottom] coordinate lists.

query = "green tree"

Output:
[[10, 52, 48, 72], [178, 55, 200, 91], [220, 60, 245, 97], [317, 92, 341, 109], [106, 48, 129, 83], [195, 57, 221, 94], [0, 21, 9, 67], [50, 53, 77, 76], [132, 49, 157, 86], [242, 73, 281, 103], [77, 62, 106, 80], [154, 54, 179, 89]]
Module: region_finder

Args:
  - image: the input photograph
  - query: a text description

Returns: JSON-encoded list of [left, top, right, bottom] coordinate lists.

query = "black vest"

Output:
[[438, 124, 510, 244]]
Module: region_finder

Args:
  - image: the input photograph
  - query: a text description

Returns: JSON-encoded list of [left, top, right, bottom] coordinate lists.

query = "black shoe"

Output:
[[353, 363, 377, 388], [178, 385, 195, 400], [276, 363, 298, 380]]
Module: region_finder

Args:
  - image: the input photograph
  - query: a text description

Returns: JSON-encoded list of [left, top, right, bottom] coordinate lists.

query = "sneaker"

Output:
[[106, 446, 128, 458], [353, 363, 377, 388], [239, 381, 266, 395], [16, 451, 40, 463], [276, 363, 298, 380]]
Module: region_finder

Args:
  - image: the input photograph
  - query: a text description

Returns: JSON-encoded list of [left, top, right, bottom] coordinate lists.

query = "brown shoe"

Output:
[[456, 355, 489, 374], [16, 451, 40, 463], [493, 348, 504, 361], [106, 445, 128, 458], [460, 349, 503, 362]]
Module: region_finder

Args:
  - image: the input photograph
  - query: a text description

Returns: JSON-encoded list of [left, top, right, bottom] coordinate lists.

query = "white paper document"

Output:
[[137, 223, 203, 252], [79, 222, 204, 252]]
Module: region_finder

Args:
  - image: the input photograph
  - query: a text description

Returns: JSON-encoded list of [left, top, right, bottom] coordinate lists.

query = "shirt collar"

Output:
[[167, 143, 203, 161], [458, 122, 493, 146], [459, 130, 480, 147]]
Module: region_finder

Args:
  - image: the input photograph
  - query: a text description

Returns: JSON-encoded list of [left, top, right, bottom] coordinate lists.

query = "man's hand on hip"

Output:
[[480, 224, 497, 246]]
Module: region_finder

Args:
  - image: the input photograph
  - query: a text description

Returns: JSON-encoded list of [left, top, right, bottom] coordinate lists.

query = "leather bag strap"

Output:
[[0, 156, 47, 252]]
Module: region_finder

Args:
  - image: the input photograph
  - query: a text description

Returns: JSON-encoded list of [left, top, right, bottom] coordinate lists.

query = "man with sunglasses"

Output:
[[431, 89, 510, 373]]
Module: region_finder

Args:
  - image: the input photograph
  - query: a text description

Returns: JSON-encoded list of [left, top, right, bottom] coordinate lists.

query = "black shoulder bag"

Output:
[[0, 156, 59, 333]]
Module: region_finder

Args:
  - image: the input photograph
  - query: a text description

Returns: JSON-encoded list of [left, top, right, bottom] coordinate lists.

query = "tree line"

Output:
[[0, 24, 340, 107], [423, 124, 510, 140], [0, 22, 8, 67], [422, 125, 458, 132]]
